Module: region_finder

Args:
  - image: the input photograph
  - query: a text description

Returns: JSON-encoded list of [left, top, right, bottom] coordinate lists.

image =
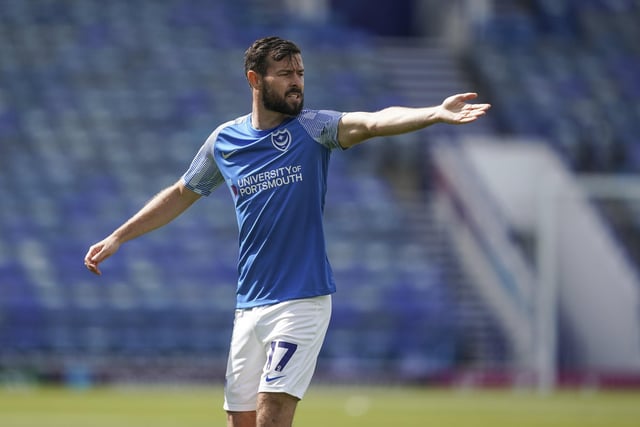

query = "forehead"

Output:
[[266, 53, 304, 72]]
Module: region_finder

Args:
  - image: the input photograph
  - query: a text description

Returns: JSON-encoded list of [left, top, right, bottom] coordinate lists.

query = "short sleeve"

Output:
[[298, 109, 346, 150], [182, 134, 224, 196]]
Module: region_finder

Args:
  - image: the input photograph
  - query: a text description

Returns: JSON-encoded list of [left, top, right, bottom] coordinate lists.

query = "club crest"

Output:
[[271, 129, 292, 152]]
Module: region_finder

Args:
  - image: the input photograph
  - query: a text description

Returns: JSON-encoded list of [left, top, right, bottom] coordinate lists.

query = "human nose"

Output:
[[291, 73, 303, 87]]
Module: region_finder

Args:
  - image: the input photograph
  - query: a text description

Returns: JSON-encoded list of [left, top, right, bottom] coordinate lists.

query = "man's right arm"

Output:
[[337, 93, 490, 148], [84, 179, 201, 275]]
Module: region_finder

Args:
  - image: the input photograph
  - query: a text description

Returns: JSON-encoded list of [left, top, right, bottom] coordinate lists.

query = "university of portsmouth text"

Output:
[[237, 165, 303, 196]]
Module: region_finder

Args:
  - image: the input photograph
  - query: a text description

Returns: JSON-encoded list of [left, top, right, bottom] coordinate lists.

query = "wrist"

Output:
[[427, 106, 443, 124], [110, 230, 127, 246]]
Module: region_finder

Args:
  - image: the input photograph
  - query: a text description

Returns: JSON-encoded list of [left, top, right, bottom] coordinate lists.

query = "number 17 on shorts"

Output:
[[265, 341, 298, 382]]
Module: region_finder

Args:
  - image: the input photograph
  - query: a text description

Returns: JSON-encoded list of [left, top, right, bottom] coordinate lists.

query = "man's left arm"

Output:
[[337, 92, 491, 148]]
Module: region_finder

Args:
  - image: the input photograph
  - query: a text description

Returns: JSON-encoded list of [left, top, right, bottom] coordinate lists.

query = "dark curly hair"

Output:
[[244, 36, 301, 78]]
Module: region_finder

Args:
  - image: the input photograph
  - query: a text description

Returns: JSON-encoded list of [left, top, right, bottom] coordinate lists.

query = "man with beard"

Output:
[[84, 36, 490, 427]]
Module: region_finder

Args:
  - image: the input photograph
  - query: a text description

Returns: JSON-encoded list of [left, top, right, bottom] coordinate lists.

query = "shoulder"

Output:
[[205, 114, 250, 146], [297, 109, 344, 124], [212, 114, 250, 137], [296, 109, 344, 139]]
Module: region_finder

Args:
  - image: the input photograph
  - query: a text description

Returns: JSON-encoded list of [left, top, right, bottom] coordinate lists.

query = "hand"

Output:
[[438, 93, 491, 125], [84, 236, 120, 275]]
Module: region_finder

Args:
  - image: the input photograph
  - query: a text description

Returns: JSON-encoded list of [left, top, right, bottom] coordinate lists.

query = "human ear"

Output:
[[247, 70, 261, 89]]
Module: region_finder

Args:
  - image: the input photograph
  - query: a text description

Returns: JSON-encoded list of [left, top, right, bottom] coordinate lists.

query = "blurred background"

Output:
[[1, 0, 639, 393]]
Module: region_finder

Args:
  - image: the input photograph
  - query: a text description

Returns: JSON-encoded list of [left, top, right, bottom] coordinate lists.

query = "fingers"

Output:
[[459, 92, 478, 101], [84, 258, 101, 275], [473, 102, 492, 110], [446, 92, 478, 105], [456, 103, 490, 123], [85, 261, 101, 275], [443, 93, 487, 112], [462, 102, 491, 115], [84, 237, 120, 276], [84, 252, 101, 275], [84, 244, 104, 275], [466, 103, 491, 114]]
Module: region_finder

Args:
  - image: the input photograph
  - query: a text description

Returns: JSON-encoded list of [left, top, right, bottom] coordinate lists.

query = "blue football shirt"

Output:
[[182, 109, 345, 308]]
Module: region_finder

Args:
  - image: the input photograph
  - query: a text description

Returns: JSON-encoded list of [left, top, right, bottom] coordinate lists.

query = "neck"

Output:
[[251, 98, 288, 130]]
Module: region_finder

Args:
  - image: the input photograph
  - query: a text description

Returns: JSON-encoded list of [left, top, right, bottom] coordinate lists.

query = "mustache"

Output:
[[286, 88, 302, 96]]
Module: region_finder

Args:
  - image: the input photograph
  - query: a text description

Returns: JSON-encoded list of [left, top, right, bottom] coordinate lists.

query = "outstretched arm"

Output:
[[84, 179, 201, 275], [337, 92, 491, 148]]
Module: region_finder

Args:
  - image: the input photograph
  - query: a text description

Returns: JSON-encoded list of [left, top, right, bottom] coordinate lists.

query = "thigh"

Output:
[[224, 309, 264, 412], [257, 295, 332, 399]]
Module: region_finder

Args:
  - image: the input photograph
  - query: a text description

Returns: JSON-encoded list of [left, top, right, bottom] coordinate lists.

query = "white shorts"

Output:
[[223, 295, 332, 412]]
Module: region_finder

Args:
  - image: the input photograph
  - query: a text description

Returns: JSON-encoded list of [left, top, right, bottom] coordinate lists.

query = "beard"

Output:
[[262, 84, 304, 116]]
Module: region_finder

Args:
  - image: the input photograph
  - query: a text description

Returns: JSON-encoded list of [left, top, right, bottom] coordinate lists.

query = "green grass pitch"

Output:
[[1, 385, 639, 427]]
